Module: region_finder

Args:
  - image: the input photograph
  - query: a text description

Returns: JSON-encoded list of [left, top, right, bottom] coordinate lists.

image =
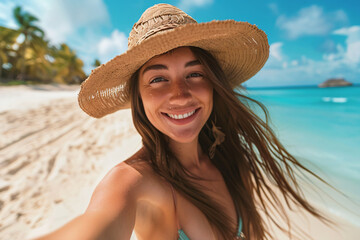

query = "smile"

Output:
[[166, 110, 196, 119]]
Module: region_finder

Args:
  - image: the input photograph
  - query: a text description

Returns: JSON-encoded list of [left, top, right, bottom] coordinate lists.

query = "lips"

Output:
[[161, 108, 201, 125], [166, 109, 196, 119]]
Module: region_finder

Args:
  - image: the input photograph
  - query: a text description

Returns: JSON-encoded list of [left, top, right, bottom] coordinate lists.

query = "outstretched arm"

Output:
[[35, 163, 141, 240]]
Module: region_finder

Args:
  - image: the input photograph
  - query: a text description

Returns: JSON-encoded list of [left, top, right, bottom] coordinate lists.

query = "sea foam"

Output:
[[322, 97, 348, 103]]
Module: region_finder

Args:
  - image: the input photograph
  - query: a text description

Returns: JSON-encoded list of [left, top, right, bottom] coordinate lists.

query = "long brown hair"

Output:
[[129, 46, 329, 239]]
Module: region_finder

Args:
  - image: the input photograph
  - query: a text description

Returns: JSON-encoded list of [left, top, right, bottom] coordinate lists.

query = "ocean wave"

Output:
[[322, 97, 348, 103]]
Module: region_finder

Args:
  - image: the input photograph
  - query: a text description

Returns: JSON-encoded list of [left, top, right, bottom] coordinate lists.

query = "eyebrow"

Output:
[[185, 60, 201, 67], [141, 60, 201, 75]]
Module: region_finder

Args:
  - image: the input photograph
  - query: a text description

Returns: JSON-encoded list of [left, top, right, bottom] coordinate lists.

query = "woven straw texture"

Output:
[[78, 3, 269, 118]]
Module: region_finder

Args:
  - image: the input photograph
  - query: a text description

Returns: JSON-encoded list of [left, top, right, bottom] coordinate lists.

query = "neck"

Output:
[[168, 137, 207, 170]]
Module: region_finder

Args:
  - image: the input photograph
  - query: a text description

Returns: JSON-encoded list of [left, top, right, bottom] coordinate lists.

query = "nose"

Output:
[[168, 79, 192, 105]]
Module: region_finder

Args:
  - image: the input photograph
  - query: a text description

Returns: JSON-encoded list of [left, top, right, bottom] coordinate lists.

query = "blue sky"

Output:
[[0, 0, 359, 87]]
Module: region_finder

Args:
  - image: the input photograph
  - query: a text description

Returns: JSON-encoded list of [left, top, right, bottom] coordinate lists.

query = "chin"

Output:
[[167, 131, 200, 144]]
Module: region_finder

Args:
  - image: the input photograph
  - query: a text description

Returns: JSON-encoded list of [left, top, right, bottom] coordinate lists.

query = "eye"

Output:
[[187, 72, 203, 79], [150, 77, 167, 84]]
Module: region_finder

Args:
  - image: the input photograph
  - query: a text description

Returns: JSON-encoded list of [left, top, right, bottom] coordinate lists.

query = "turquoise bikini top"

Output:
[[178, 218, 245, 240], [170, 186, 246, 240]]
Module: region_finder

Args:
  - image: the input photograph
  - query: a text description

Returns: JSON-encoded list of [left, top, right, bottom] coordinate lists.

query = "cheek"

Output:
[[194, 82, 213, 105], [140, 90, 163, 124], [202, 85, 214, 118]]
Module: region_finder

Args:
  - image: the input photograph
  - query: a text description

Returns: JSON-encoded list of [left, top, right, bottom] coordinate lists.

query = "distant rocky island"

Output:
[[318, 78, 353, 88]]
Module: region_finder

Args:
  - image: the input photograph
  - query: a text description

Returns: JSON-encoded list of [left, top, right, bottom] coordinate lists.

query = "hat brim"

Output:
[[78, 20, 269, 118]]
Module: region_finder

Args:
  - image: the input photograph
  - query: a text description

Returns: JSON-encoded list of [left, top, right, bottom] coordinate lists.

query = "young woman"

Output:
[[38, 3, 329, 240]]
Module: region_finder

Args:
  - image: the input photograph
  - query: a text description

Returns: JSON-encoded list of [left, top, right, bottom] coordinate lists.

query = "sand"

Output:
[[0, 84, 359, 240], [0, 85, 141, 240]]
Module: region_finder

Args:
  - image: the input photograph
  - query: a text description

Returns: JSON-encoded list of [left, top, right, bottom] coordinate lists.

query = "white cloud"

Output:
[[276, 5, 348, 39], [250, 26, 360, 87], [333, 26, 360, 64], [264, 42, 289, 70], [30, 0, 110, 44], [97, 30, 128, 64], [269, 42, 284, 61], [178, 0, 213, 11], [291, 60, 298, 66], [250, 57, 359, 87], [323, 44, 345, 62], [346, 41, 360, 63], [0, 0, 110, 43]]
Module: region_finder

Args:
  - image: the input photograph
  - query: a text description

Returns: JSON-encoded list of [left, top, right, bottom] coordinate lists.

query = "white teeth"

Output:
[[167, 110, 196, 120]]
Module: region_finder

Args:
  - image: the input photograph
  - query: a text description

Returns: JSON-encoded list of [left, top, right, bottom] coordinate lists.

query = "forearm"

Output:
[[34, 211, 133, 240]]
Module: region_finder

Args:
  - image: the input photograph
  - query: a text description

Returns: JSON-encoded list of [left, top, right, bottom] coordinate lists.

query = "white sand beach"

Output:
[[0, 85, 359, 240]]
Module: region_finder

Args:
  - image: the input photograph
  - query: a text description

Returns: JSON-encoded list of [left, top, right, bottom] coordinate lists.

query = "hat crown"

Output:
[[128, 4, 196, 49]]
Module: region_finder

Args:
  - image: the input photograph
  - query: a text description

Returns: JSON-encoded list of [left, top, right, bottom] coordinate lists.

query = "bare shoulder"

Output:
[[81, 148, 177, 239], [86, 148, 162, 212]]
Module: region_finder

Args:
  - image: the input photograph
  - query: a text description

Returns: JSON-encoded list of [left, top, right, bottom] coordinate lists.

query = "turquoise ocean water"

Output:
[[244, 85, 360, 225]]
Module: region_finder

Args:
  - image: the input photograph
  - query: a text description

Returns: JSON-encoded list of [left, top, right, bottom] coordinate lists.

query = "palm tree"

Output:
[[13, 6, 44, 80], [26, 36, 53, 82], [93, 59, 101, 68], [0, 26, 20, 80], [51, 43, 86, 84]]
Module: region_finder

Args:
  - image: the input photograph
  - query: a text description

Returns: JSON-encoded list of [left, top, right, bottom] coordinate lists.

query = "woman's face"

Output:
[[138, 47, 213, 144]]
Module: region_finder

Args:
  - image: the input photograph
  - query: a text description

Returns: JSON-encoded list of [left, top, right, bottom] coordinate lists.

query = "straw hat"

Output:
[[78, 3, 269, 118]]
